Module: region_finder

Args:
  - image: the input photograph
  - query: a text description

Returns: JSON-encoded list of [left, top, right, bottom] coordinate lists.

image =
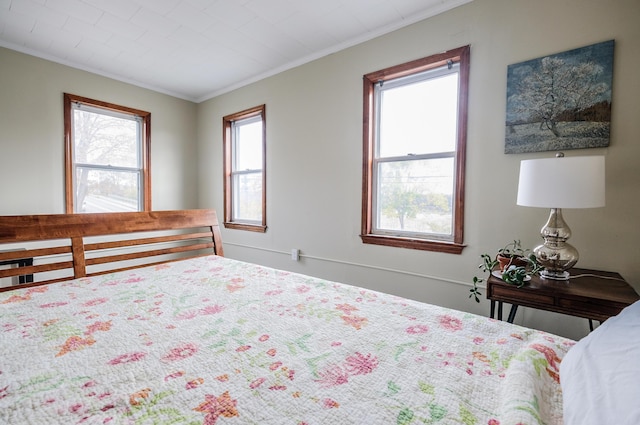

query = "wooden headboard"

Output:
[[0, 209, 223, 293]]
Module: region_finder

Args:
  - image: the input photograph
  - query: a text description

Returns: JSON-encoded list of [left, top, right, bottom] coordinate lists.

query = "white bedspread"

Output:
[[0, 255, 573, 424]]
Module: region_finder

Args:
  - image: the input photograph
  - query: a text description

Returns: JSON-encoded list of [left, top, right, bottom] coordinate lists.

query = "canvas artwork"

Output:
[[505, 40, 614, 154]]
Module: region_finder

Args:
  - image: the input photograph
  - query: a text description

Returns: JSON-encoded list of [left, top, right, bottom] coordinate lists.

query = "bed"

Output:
[[0, 209, 574, 424]]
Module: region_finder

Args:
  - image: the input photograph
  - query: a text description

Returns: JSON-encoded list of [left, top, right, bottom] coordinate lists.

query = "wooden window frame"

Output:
[[64, 93, 151, 214], [223, 104, 267, 233], [360, 46, 469, 254]]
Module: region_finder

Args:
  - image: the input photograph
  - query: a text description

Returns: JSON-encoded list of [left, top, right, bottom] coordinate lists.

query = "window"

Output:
[[64, 93, 151, 213], [223, 105, 267, 232], [361, 46, 469, 254]]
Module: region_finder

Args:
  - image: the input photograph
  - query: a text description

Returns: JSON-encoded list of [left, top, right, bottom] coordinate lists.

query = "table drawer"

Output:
[[491, 286, 555, 306], [558, 298, 623, 320]]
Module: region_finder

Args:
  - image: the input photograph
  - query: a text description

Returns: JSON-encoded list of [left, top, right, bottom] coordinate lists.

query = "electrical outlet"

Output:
[[291, 249, 300, 261]]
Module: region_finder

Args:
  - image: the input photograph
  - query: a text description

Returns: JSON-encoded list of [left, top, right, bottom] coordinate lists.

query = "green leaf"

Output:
[[397, 407, 415, 425], [429, 404, 447, 421], [387, 380, 401, 396], [418, 381, 435, 395], [459, 405, 477, 425]]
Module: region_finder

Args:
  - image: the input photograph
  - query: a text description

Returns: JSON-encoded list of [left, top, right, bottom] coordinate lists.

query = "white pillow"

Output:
[[561, 299, 640, 425]]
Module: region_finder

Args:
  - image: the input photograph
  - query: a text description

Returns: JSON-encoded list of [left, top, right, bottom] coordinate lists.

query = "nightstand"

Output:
[[486, 267, 639, 330]]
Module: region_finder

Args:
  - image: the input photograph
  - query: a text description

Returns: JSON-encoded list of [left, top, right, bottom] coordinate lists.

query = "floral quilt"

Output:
[[0, 255, 573, 424]]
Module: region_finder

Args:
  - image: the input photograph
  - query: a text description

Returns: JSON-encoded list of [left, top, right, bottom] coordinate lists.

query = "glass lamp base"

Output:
[[534, 208, 578, 282], [540, 269, 570, 280]]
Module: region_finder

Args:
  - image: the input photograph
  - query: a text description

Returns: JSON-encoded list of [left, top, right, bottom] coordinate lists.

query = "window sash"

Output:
[[232, 115, 263, 172], [372, 155, 455, 240], [231, 170, 263, 223], [70, 103, 143, 170], [73, 166, 142, 213], [374, 64, 460, 159]]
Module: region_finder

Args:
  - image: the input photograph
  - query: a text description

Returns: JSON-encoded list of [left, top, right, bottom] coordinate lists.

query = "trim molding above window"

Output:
[[361, 46, 470, 254], [223, 104, 267, 233], [64, 93, 151, 214]]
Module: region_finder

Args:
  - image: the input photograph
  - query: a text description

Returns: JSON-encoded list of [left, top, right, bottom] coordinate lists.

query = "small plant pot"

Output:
[[497, 254, 528, 272]]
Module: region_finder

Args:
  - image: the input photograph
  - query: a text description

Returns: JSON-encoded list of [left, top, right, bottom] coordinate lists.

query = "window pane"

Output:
[[233, 172, 263, 221], [376, 158, 453, 236], [73, 109, 138, 168], [379, 73, 458, 158], [235, 119, 263, 170], [75, 168, 139, 213]]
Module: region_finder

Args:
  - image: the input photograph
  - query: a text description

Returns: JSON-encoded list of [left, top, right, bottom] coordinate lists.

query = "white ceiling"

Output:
[[0, 0, 471, 103]]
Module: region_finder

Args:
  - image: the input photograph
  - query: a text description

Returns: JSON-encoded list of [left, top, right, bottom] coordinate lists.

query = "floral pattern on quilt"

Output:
[[0, 255, 573, 424]]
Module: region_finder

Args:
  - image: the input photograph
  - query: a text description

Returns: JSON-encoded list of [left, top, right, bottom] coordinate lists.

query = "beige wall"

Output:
[[0, 47, 199, 214], [198, 0, 640, 340], [0, 0, 638, 341]]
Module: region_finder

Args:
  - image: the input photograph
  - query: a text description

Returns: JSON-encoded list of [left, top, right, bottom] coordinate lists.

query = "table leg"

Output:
[[507, 305, 518, 323], [497, 302, 503, 321], [490, 300, 496, 319]]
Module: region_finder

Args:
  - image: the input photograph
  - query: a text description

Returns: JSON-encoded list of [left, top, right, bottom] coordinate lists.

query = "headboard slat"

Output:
[[85, 242, 215, 267], [71, 236, 86, 278], [84, 231, 215, 252], [0, 261, 74, 279]]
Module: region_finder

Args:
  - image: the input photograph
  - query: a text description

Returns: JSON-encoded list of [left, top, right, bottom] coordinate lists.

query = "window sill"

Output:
[[360, 234, 465, 254], [224, 222, 267, 233]]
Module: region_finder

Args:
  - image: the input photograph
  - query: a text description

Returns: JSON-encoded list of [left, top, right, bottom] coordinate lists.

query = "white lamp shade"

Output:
[[517, 155, 605, 208]]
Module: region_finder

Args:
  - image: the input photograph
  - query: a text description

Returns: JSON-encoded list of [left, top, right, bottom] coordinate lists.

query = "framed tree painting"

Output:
[[505, 40, 614, 154]]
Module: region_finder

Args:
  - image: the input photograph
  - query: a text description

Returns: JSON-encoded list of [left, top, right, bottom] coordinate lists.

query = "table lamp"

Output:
[[517, 153, 605, 280]]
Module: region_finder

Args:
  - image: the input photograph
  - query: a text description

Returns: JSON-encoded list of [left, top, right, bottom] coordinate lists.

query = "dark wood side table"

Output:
[[486, 267, 639, 330]]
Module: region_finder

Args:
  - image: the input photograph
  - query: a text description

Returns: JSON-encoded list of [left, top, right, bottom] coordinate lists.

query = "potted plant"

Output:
[[469, 240, 542, 303], [496, 239, 530, 271]]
